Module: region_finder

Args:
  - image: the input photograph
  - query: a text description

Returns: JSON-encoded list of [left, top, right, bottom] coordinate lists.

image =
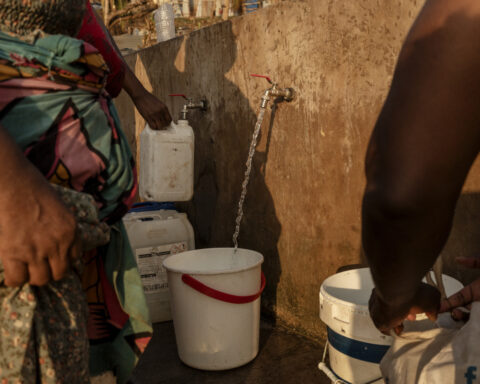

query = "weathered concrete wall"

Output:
[[115, 0, 480, 340]]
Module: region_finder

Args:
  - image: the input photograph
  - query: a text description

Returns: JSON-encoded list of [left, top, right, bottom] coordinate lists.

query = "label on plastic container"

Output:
[[135, 242, 188, 294]]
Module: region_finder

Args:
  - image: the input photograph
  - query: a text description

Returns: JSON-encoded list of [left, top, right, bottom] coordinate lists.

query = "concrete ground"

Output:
[[129, 320, 330, 384]]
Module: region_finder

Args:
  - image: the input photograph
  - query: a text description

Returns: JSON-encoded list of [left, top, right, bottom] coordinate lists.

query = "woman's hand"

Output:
[[0, 128, 79, 287], [132, 89, 172, 130], [123, 65, 172, 130], [439, 257, 480, 321], [369, 283, 441, 335]]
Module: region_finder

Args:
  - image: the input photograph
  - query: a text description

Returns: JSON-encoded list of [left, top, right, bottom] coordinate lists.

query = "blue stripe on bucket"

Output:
[[327, 327, 390, 364]]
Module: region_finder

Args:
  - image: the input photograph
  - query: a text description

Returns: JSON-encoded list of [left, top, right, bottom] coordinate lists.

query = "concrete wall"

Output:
[[115, 0, 480, 340]]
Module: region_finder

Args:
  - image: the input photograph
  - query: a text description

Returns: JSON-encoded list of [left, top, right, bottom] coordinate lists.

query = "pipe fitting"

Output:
[[180, 98, 208, 120], [269, 85, 295, 102], [251, 74, 296, 110], [170, 94, 208, 120], [260, 90, 271, 109]]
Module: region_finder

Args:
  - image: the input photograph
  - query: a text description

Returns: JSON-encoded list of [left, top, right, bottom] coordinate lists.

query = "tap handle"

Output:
[[169, 94, 188, 100], [250, 74, 273, 84]]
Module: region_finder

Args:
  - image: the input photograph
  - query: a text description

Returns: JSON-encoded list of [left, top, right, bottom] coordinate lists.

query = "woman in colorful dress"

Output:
[[0, 1, 170, 382]]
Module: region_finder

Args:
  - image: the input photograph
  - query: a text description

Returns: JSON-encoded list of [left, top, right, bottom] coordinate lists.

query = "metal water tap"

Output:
[[169, 94, 208, 120], [251, 74, 295, 109]]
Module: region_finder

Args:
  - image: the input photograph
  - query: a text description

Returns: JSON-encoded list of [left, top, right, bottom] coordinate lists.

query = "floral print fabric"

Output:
[[0, 186, 109, 384]]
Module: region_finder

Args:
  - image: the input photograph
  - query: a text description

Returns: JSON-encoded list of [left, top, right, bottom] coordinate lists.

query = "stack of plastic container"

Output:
[[124, 119, 196, 323], [123, 202, 194, 323]]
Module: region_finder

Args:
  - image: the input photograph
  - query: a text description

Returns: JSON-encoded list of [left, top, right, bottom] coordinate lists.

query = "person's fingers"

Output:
[[416, 283, 441, 313], [147, 115, 163, 131], [3, 259, 28, 287], [68, 237, 81, 262], [439, 298, 450, 313], [439, 284, 476, 313], [456, 257, 480, 269], [155, 111, 171, 130], [155, 104, 172, 128], [150, 116, 161, 131], [402, 284, 440, 321], [425, 310, 438, 322], [439, 300, 450, 313], [160, 114, 169, 128], [140, 98, 172, 131], [393, 323, 404, 336], [28, 258, 51, 286], [161, 116, 170, 128], [49, 243, 69, 281], [451, 308, 470, 322], [163, 107, 172, 125], [406, 306, 438, 322], [50, 226, 77, 281]]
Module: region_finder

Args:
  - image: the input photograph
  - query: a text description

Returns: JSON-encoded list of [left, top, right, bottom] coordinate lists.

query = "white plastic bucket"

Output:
[[319, 268, 463, 383], [163, 248, 265, 370]]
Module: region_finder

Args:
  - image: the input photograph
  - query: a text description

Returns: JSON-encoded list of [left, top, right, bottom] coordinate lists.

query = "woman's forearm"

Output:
[[0, 126, 77, 286]]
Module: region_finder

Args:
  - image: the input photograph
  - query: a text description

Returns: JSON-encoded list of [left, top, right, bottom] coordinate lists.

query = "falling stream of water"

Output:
[[232, 107, 267, 249]]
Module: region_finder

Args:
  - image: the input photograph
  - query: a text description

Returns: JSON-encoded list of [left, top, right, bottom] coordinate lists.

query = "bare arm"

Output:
[[363, 0, 480, 330], [91, 8, 172, 129], [0, 127, 78, 286]]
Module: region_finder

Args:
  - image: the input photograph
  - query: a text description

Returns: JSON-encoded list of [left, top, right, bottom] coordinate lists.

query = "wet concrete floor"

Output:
[[129, 320, 330, 384]]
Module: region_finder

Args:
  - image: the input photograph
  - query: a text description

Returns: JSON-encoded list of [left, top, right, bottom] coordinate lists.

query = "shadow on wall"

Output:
[[135, 21, 283, 322], [342, 193, 480, 294], [440, 192, 480, 286]]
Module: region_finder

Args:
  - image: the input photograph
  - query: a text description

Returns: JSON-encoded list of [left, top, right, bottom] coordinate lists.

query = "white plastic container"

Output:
[[154, 3, 176, 43], [123, 203, 195, 323], [319, 268, 463, 383], [163, 248, 265, 370], [140, 121, 194, 202]]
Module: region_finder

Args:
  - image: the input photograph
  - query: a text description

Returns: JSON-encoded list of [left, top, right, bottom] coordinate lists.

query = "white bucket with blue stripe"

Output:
[[319, 268, 463, 383]]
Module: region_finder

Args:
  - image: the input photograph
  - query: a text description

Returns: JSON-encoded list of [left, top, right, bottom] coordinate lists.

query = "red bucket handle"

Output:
[[181, 271, 266, 304]]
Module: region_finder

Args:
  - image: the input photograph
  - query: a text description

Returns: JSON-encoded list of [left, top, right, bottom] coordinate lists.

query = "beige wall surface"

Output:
[[115, 0, 480, 340]]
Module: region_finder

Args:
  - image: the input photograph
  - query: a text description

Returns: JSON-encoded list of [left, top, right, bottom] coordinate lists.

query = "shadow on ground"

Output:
[[129, 320, 329, 384]]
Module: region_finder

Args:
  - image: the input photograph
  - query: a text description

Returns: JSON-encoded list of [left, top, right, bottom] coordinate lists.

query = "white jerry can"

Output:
[[123, 202, 195, 323], [139, 121, 194, 202]]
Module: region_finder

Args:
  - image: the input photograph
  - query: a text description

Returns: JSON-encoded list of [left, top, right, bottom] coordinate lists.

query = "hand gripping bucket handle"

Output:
[[182, 272, 266, 304]]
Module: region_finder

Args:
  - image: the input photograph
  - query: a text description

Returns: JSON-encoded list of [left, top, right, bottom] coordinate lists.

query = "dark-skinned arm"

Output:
[[89, 6, 172, 129], [363, 0, 480, 333], [0, 126, 79, 287]]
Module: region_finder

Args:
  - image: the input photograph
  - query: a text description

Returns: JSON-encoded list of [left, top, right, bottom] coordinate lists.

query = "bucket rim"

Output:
[[320, 267, 464, 310], [320, 268, 371, 310], [163, 247, 264, 275]]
